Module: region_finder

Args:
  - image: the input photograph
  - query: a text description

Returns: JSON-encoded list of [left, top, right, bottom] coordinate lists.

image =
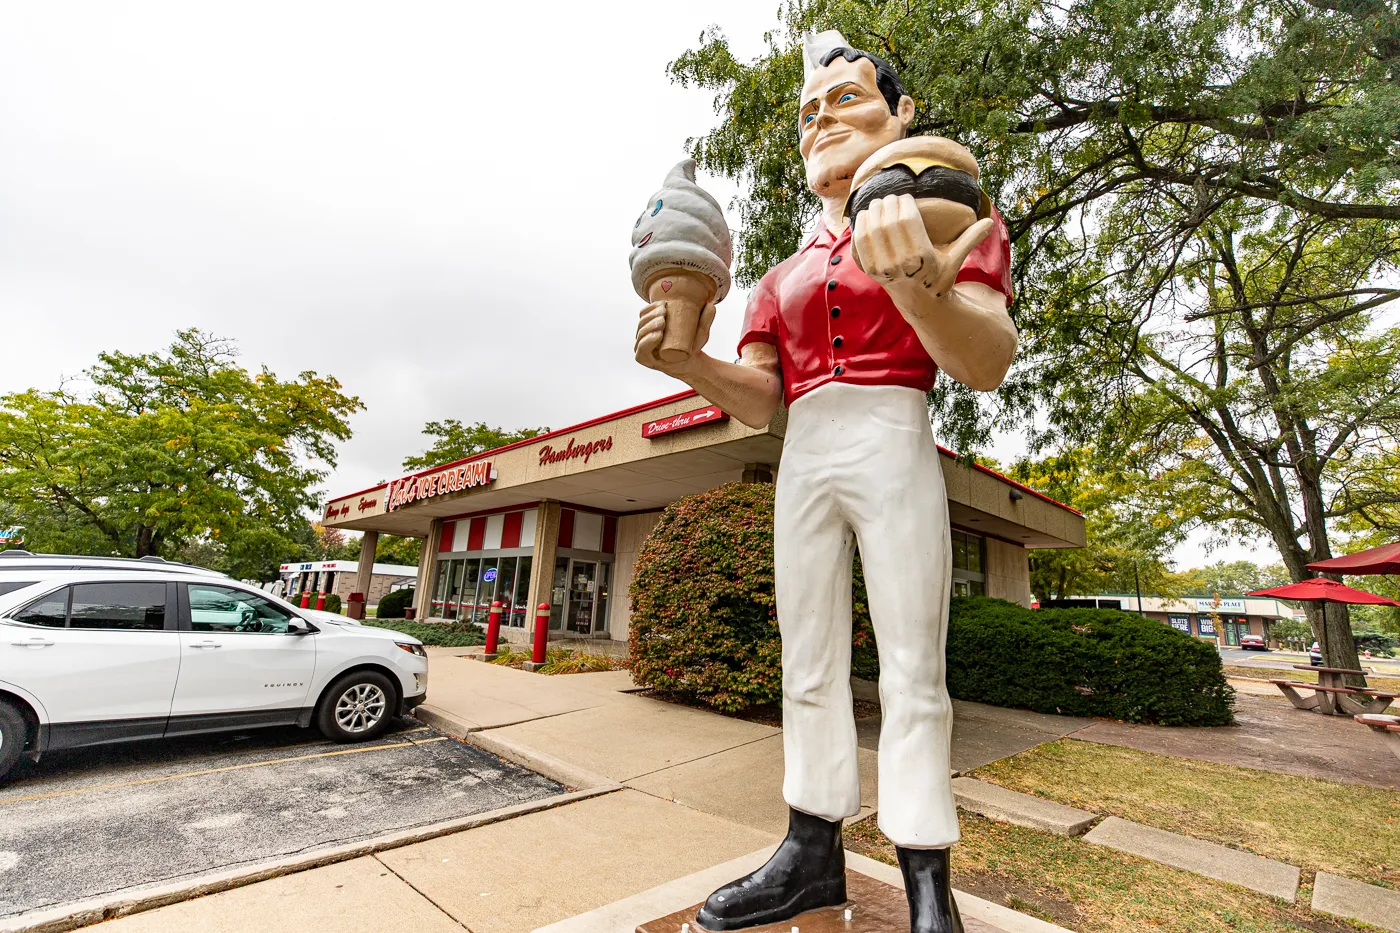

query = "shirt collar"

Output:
[[799, 222, 852, 254]]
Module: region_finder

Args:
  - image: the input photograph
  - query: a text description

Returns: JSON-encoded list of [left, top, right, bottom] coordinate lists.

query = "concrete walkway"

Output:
[[73, 661, 1072, 933]]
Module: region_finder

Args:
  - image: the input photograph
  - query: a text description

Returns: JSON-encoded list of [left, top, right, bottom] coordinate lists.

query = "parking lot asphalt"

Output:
[[0, 720, 564, 919]]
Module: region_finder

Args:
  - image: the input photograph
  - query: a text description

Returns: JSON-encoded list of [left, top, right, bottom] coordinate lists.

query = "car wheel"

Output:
[[0, 701, 27, 784], [317, 671, 396, 743]]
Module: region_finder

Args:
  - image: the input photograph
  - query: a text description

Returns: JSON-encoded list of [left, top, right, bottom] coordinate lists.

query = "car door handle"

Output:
[[11, 638, 55, 648], [190, 641, 222, 649]]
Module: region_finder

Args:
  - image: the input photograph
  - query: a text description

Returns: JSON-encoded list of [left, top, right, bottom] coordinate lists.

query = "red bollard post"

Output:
[[314, 592, 326, 611], [484, 600, 503, 658], [531, 602, 550, 666], [300, 591, 312, 609]]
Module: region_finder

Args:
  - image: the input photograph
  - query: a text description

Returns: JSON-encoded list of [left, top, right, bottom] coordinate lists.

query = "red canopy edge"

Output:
[[1248, 578, 1400, 607], [1306, 542, 1400, 576]]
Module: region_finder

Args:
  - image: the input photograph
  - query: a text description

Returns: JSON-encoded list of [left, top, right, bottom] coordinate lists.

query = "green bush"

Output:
[[629, 482, 1233, 725], [374, 587, 415, 619], [946, 597, 1234, 725], [359, 618, 485, 646], [321, 593, 342, 614]]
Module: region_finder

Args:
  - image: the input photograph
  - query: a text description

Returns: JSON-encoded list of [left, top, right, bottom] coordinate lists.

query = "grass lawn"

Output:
[[846, 814, 1369, 932], [974, 739, 1398, 890], [1222, 664, 1400, 693]]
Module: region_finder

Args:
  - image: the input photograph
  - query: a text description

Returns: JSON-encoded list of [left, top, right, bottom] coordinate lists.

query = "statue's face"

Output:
[[798, 55, 907, 199]]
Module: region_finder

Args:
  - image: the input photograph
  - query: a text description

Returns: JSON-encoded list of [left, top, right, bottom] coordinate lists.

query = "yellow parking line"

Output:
[[1, 736, 450, 806]]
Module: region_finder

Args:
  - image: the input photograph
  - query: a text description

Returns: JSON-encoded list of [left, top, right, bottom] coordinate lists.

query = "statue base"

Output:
[[635, 870, 916, 932]]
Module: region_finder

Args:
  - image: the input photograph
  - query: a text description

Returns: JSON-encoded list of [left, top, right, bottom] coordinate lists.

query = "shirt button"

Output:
[[830, 307, 840, 319], [830, 255, 842, 266], [827, 279, 838, 291], [833, 365, 844, 376], [833, 336, 843, 348]]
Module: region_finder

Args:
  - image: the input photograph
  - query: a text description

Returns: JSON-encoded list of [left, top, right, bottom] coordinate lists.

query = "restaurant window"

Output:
[[951, 529, 986, 597], [509, 556, 532, 628]]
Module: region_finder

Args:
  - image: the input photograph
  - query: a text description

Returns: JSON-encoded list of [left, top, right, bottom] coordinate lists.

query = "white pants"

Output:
[[775, 382, 957, 848]]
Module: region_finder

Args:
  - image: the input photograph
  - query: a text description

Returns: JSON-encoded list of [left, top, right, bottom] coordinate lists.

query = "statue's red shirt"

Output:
[[737, 206, 1014, 406]]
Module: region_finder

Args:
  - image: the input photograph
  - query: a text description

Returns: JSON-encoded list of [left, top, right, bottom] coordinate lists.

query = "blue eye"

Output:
[[839, 93, 856, 103], [803, 113, 815, 125], [651, 199, 663, 216]]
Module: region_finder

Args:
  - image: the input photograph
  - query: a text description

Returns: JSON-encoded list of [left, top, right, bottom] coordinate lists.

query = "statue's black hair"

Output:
[[817, 46, 907, 115]]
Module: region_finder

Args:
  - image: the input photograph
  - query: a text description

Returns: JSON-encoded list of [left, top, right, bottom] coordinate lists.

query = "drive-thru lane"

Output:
[[0, 720, 562, 919]]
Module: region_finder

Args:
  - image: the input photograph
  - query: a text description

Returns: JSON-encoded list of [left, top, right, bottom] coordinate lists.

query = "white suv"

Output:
[[0, 569, 428, 783]]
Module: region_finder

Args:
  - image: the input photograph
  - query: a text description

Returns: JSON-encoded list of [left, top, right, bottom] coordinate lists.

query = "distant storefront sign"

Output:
[[0, 529, 23, 545], [1195, 597, 1246, 613], [1197, 615, 1217, 636], [1167, 614, 1191, 633]]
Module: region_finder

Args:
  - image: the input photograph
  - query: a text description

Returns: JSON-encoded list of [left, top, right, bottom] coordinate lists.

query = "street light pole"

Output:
[[1134, 559, 1145, 617]]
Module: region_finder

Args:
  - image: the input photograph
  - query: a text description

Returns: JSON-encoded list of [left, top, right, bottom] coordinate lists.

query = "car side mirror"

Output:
[[287, 619, 314, 635]]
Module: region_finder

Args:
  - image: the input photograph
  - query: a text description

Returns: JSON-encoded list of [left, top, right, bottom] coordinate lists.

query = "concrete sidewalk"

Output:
[[77, 662, 1073, 933]]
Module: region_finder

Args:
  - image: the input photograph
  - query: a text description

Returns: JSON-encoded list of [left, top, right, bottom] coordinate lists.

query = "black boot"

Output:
[[694, 808, 846, 931], [897, 846, 963, 933]]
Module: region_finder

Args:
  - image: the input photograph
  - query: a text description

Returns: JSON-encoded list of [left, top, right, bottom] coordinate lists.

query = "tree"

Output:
[[402, 420, 549, 471], [1002, 448, 1184, 600], [0, 330, 362, 580], [668, 0, 1400, 675], [375, 534, 422, 567], [1172, 559, 1292, 596]]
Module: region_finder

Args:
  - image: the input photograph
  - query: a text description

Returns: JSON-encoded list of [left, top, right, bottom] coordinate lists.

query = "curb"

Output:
[[413, 706, 621, 792], [0, 785, 617, 933]]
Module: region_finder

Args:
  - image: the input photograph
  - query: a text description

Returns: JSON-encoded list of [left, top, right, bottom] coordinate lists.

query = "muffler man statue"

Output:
[[631, 29, 1017, 933]]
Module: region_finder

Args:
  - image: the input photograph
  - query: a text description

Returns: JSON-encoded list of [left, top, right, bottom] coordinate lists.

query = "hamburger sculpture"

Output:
[[845, 135, 991, 273]]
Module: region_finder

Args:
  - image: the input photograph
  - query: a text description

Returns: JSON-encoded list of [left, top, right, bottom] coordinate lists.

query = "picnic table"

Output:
[[1270, 665, 1398, 716]]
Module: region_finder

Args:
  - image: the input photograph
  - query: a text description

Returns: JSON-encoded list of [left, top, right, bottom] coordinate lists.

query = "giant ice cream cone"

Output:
[[644, 269, 714, 363], [630, 160, 732, 364]]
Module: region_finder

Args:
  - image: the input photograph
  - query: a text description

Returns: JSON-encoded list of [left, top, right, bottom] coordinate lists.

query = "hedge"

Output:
[[629, 482, 1233, 725], [374, 587, 415, 619], [321, 593, 342, 614], [359, 618, 485, 646]]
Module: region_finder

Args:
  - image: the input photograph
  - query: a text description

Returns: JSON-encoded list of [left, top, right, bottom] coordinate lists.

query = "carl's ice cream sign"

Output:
[[386, 460, 496, 513]]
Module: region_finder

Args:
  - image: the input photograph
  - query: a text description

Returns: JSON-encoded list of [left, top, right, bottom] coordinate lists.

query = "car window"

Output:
[[188, 584, 295, 634], [69, 582, 168, 631], [10, 588, 69, 627], [0, 580, 38, 597]]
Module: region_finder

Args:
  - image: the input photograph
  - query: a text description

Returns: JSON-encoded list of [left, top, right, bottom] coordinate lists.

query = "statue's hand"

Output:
[[853, 193, 993, 316], [634, 299, 716, 378]]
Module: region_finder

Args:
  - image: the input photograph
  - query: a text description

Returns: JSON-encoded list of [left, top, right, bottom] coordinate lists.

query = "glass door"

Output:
[[566, 561, 597, 634]]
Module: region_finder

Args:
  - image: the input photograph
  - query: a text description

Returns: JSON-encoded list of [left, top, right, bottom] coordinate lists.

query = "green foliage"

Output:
[[374, 587, 415, 619], [947, 598, 1234, 725], [375, 534, 422, 567], [1171, 561, 1292, 598], [671, 1, 1400, 675], [629, 483, 791, 712], [402, 420, 548, 472], [1354, 630, 1397, 657], [1001, 449, 1183, 601], [0, 330, 362, 580], [1271, 617, 1312, 649], [630, 483, 1231, 724], [321, 593, 342, 614], [358, 617, 483, 646]]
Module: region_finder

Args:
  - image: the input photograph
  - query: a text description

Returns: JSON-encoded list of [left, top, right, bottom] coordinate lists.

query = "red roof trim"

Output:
[[327, 389, 1080, 520], [327, 389, 700, 504]]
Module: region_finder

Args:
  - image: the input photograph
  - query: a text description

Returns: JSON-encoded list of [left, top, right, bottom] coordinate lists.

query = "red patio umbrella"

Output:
[[1306, 542, 1400, 576], [1248, 578, 1400, 606]]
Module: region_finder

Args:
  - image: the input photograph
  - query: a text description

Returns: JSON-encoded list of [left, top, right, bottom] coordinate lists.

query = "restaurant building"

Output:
[[1057, 594, 1305, 646], [320, 390, 1087, 646], [275, 559, 418, 606]]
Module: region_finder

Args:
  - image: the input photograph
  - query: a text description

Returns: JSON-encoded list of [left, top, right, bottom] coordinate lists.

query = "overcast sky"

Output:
[[0, 2, 1261, 570]]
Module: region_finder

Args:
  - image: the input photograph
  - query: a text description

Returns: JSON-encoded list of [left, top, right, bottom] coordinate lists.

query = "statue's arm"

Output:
[[635, 302, 783, 428], [854, 195, 1018, 392]]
